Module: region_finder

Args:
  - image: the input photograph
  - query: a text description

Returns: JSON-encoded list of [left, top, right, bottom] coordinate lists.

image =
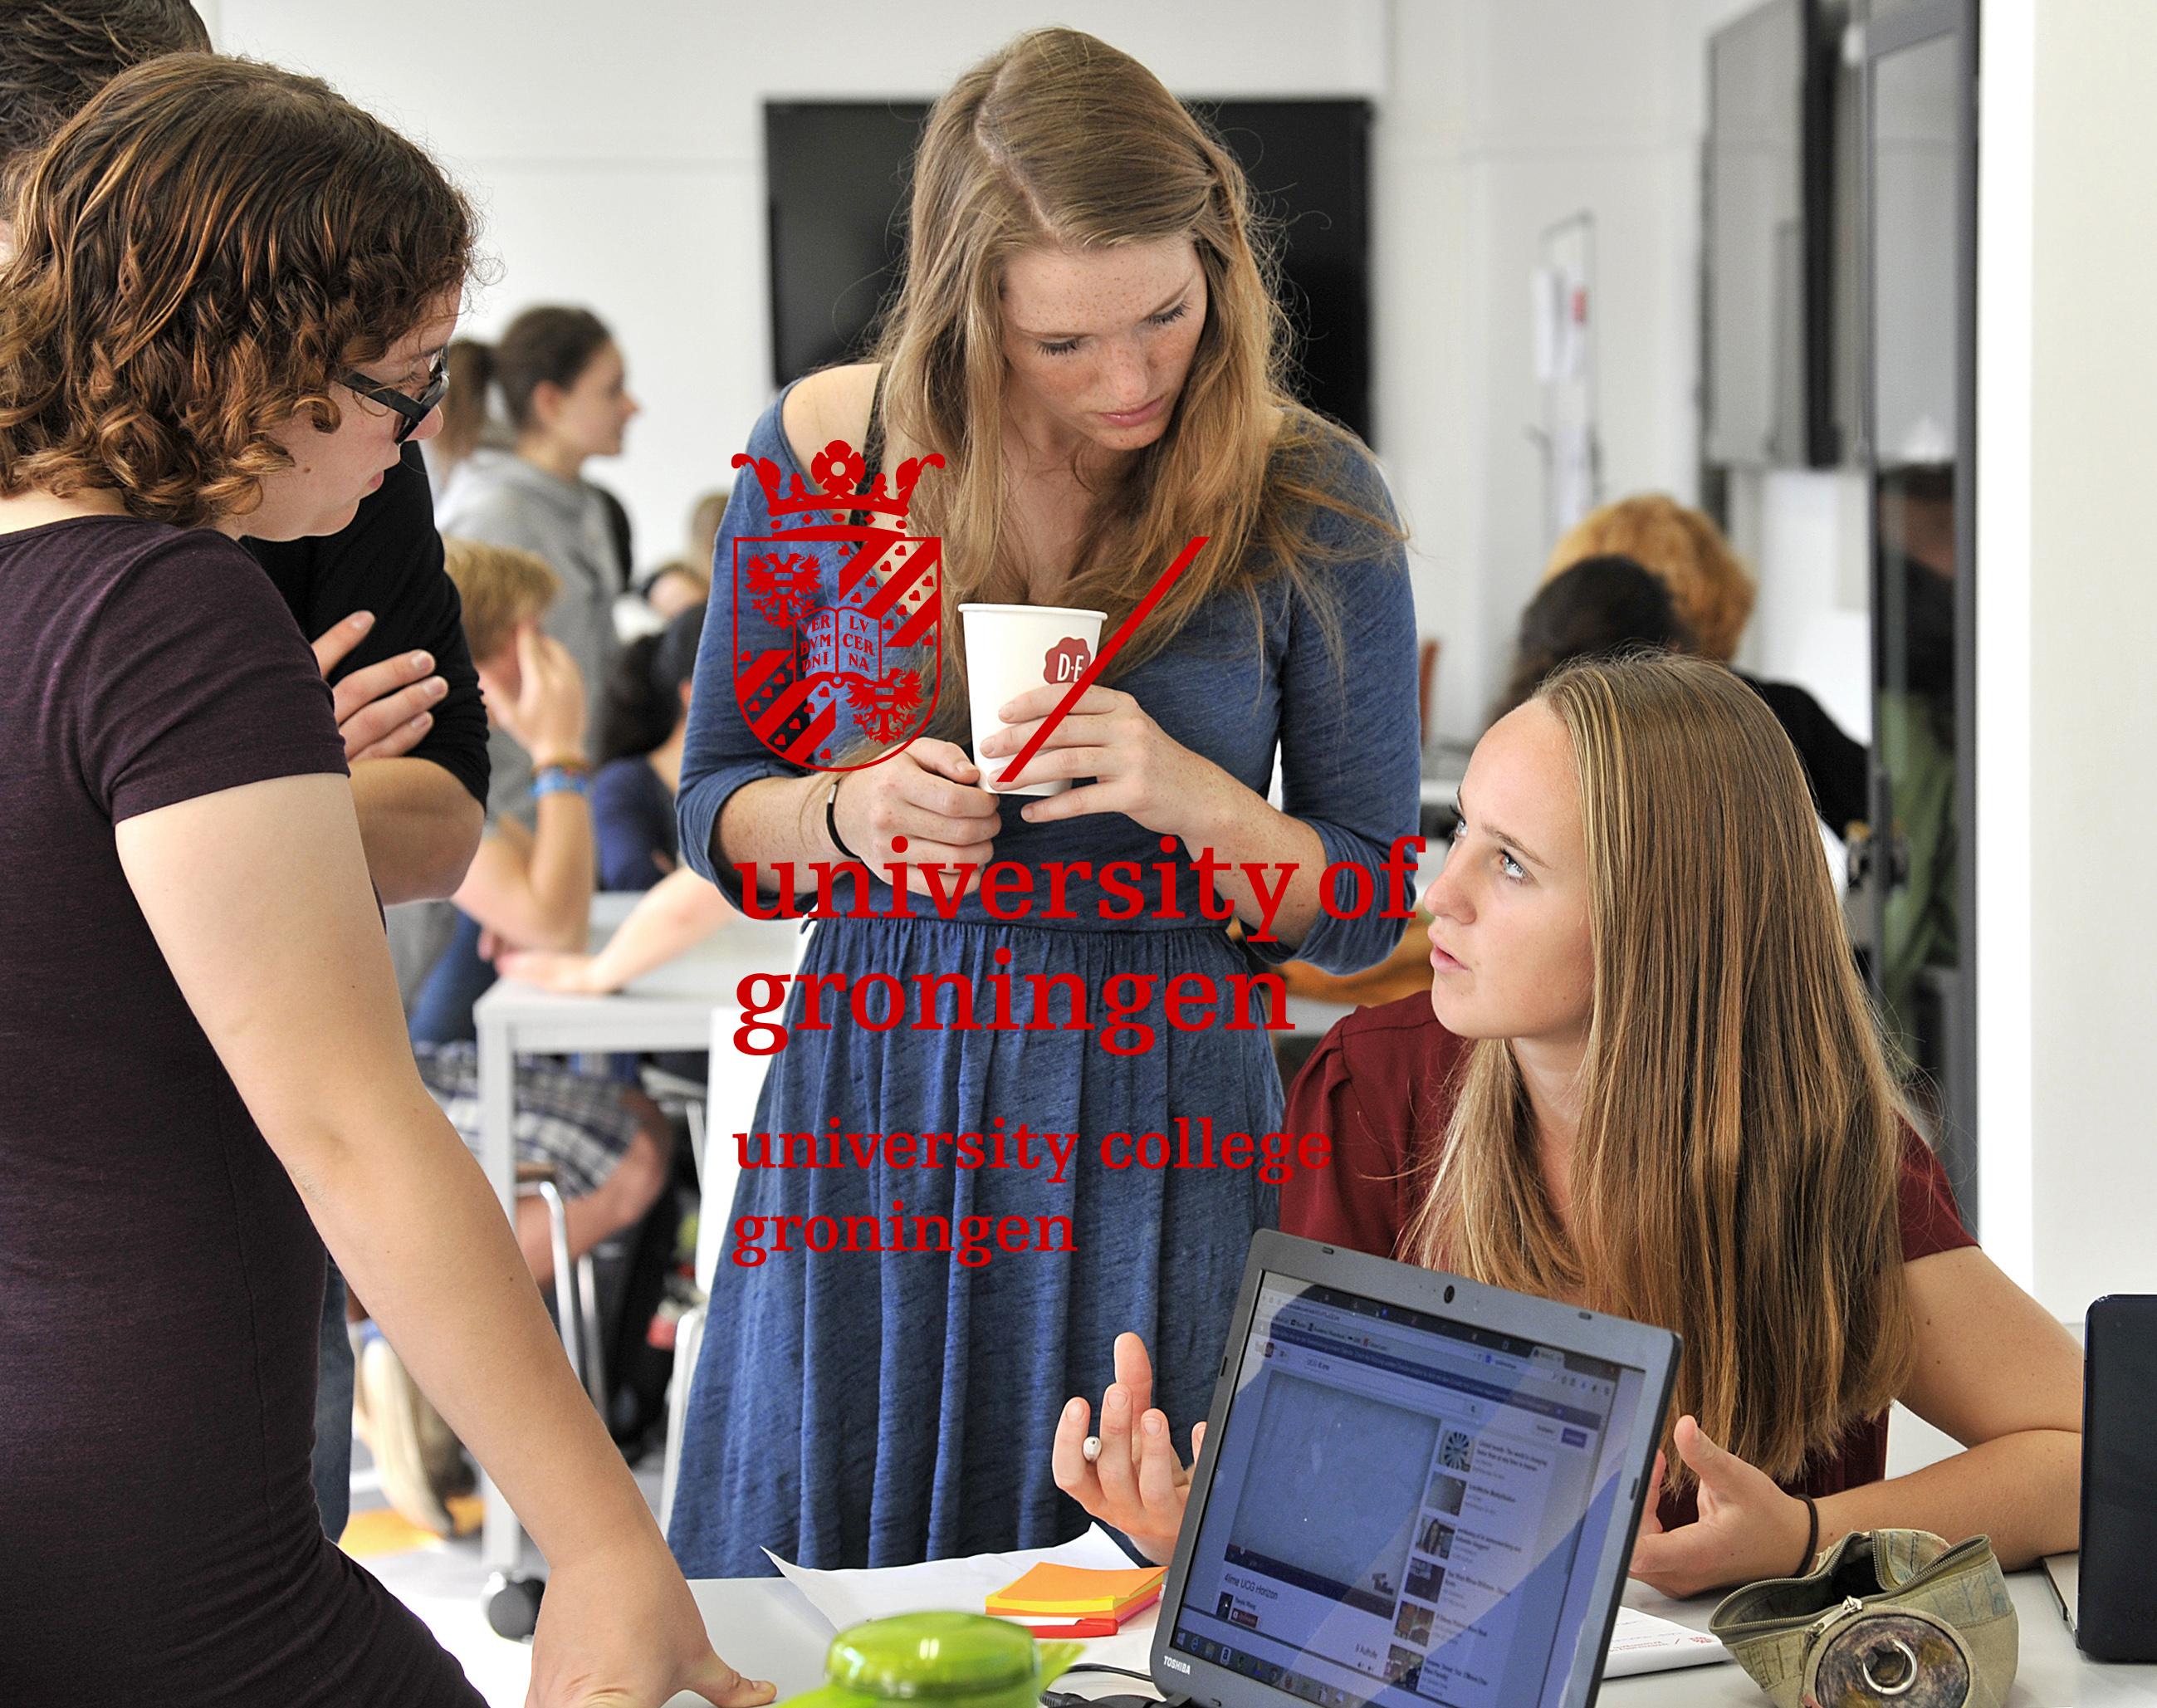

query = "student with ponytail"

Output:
[[438, 305, 639, 783], [413, 308, 643, 1040]]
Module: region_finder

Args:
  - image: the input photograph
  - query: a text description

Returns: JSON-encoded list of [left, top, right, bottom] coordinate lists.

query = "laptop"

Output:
[[1146, 1231, 1680, 1708], [2073, 1294, 2157, 1661]]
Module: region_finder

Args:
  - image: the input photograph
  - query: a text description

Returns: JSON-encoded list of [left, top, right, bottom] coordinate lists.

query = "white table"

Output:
[[673, 1562, 2156, 1708], [472, 903, 804, 1586]]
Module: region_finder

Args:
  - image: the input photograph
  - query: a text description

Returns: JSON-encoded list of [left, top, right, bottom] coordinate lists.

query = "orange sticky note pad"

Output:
[[986, 1562, 1167, 1617]]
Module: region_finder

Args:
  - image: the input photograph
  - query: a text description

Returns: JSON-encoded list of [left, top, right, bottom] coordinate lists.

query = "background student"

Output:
[[1054, 654, 2080, 1593], [418, 305, 643, 1035], [1547, 493, 1866, 838], [0, 0, 493, 1549], [1488, 554, 1695, 722], [499, 598, 739, 994], [668, 26, 1420, 1576], [0, 52, 764, 1705], [438, 304, 638, 776], [593, 600, 707, 889], [373, 539, 678, 1534]]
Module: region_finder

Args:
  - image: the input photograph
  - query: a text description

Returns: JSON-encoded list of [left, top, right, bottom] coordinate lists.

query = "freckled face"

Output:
[[1424, 702, 1596, 1046], [998, 237, 1207, 456]]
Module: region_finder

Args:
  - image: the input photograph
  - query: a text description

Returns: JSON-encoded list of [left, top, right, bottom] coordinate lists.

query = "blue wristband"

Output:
[[534, 766, 590, 800]]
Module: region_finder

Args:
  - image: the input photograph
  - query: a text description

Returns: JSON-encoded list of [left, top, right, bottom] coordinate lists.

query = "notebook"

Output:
[[1147, 1231, 1681, 1708], [988, 1563, 1166, 1636]]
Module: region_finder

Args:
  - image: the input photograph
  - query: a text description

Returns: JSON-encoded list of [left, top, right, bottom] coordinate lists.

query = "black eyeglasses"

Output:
[[340, 352, 450, 443]]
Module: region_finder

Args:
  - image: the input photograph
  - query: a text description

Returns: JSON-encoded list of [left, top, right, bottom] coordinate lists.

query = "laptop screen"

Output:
[[1164, 1274, 1653, 1708]]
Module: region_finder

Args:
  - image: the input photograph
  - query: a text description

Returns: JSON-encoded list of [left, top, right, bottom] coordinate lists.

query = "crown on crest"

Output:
[[732, 438, 944, 531]]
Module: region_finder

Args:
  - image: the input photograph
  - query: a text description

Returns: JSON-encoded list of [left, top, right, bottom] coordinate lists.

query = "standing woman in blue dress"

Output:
[[669, 26, 1421, 1573]]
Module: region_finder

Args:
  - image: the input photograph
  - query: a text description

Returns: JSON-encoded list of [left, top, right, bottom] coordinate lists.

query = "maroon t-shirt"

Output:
[[0, 517, 479, 1703], [1279, 995, 1976, 1531]]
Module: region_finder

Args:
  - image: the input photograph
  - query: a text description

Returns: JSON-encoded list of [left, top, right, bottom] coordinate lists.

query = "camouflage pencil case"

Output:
[[1707, 1529, 2017, 1708]]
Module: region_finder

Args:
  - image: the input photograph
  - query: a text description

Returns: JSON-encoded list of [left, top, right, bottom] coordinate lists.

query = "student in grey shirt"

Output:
[[438, 305, 639, 820]]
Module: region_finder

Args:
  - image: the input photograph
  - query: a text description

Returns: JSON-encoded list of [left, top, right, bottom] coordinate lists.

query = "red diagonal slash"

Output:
[[994, 535, 1208, 788]]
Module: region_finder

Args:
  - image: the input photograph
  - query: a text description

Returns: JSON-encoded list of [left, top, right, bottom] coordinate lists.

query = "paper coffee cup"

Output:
[[959, 603, 1108, 795]]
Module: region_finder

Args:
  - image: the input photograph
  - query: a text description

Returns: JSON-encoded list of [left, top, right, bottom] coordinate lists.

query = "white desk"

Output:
[[1602, 1564, 2156, 1706], [472, 903, 802, 1583], [668, 1564, 2155, 1708]]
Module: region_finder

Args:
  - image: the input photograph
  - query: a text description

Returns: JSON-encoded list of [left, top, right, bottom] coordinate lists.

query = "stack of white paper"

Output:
[[1602, 1607, 1729, 1677], [765, 1528, 1730, 1686], [767, 1524, 1162, 1671]]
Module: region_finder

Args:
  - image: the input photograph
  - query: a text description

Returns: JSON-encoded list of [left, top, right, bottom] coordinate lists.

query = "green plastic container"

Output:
[[783, 1613, 1084, 1708]]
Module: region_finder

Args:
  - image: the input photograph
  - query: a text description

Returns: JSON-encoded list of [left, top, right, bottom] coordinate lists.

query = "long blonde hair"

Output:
[[874, 27, 1389, 729], [1403, 654, 1913, 1485]]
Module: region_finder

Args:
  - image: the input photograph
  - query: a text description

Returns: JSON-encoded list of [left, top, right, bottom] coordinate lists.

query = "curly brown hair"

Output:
[[1544, 493, 1757, 663], [0, 54, 476, 527], [0, 1, 212, 186]]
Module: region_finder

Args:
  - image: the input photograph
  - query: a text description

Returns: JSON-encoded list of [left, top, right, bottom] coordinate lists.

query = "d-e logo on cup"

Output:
[[1044, 637, 1093, 684], [728, 438, 945, 772]]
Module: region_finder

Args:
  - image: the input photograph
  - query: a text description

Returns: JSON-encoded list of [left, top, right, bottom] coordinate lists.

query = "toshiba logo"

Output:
[[1162, 1657, 1191, 1673]]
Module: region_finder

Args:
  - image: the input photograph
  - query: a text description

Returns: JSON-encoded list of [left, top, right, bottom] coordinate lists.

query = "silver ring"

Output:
[[1859, 1636, 1919, 1697]]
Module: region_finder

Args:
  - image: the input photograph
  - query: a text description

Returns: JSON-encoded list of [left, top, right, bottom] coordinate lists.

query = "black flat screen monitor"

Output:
[[765, 100, 1372, 445]]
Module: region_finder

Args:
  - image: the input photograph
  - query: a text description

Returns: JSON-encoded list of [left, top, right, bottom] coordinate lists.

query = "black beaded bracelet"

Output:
[[1794, 1494, 1820, 1578], [825, 774, 863, 863]]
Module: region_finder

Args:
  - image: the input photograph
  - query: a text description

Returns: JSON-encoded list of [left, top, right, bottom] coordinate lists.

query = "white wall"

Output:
[[1377, 0, 1768, 740], [208, 0, 1387, 575], [1978, 0, 2157, 1322], [203, 0, 1776, 738], [1729, 466, 1871, 741]]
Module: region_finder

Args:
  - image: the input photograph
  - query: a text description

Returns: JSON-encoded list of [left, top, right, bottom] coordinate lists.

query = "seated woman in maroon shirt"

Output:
[[1053, 654, 2081, 1597], [0, 56, 768, 1708]]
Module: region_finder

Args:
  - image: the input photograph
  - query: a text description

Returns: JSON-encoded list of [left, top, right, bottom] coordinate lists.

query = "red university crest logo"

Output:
[[729, 438, 944, 770]]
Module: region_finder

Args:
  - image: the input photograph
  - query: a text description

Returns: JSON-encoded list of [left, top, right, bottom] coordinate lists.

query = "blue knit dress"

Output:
[[668, 393, 1421, 1573]]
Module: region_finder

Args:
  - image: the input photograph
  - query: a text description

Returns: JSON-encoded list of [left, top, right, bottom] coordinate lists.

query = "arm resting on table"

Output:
[[1818, 1244, 2084, 1567], [500, 866, 735, 993], [455, 795, 593, 952]]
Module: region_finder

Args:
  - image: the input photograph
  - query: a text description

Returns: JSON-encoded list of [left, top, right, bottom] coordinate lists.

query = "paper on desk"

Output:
[[768, 1530, 1724, 1684], [765, 1524, 1162, 1670], [1602, 1606, 1729, 1677]]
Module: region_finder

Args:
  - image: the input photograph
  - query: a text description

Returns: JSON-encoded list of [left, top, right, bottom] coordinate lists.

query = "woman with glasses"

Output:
[[0, 55, 768, 1708], [245, 319, 496, 1548]]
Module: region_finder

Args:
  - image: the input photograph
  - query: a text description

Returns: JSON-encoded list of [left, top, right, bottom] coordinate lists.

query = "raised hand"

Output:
[[1050, 1332, 1203, 1565], [1627, 1416, 1816, 1598], [311, 609, 448, 762]]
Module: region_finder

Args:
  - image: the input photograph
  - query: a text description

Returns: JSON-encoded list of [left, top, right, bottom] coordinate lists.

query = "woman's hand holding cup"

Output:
[[829, 740, 1000, 897], [1051, 1331, 1201, 1566], [981, 684, 1227, 839]]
